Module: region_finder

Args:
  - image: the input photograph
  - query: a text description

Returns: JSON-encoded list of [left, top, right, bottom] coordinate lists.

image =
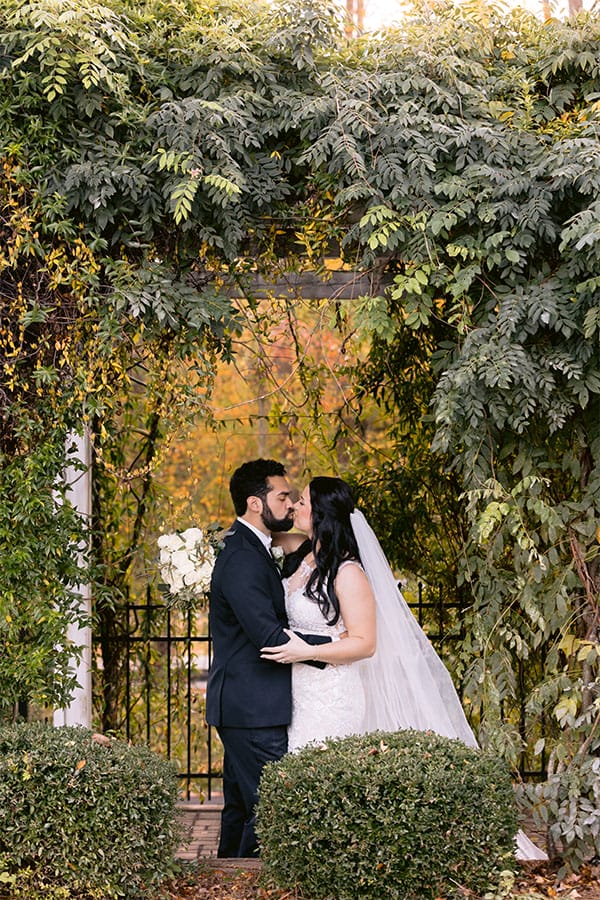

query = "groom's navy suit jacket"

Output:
[[206, 522, 327, 729]]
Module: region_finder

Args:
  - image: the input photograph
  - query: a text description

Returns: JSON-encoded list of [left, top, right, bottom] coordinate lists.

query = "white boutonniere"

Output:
[[271, 545, 285, 570]]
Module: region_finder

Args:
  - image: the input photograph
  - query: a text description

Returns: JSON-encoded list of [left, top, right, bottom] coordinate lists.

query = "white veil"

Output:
[[350, 509, 477, 747], [350, 509, 547, 861]]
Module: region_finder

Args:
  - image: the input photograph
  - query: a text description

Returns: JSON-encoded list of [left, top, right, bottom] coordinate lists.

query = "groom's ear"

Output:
[[246, 495, 262, 514]]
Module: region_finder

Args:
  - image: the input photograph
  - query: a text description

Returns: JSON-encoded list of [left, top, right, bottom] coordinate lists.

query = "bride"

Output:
[[265, 477, 377, 751], [261, 475, 547, 861]]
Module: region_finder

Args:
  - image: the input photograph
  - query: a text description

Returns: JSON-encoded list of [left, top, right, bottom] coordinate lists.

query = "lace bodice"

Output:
[[283, 558, 366, 751], [284, 559, 348, 638]]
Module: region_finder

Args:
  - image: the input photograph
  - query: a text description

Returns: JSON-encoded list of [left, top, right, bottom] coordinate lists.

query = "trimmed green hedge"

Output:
[[0, 723, 183, 898], [257, 729, 518, 899]]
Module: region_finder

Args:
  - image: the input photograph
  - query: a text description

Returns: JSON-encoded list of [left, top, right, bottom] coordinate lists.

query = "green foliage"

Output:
[[2, 0, 600, 873], [0, 428, 88, 720], [519, 747, 600, 876], [0, 723, 183, 898], [0, 0, 240, 723], [348, 317, 467, 594], [257, 729, 518, 899], [290, 4, 600, 870]]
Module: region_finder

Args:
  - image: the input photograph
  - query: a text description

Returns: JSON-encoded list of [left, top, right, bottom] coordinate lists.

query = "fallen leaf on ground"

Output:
[[160, 862, 600, 900]]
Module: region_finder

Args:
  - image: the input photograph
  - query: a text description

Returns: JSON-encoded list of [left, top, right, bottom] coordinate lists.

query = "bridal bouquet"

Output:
[[157, 526, 217, 609]]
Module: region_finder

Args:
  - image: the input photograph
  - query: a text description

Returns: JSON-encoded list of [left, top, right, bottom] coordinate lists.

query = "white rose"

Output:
[[183, 568, 202, 586], [181, 527, 204, 548], [197, 560, 214, 588], [157, 527, 216, 604], [167, 569, 185, 594], [159, 547, 174, 566], [157, 533, 183, 551], [171, 549, 196, 576]]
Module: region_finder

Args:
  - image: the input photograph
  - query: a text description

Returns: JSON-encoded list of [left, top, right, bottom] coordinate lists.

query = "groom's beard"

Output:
[[260, 500, 294, 533]]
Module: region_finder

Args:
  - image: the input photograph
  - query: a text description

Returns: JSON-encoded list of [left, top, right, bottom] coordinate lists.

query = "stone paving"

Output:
[[176, 797, 262, 872], [177, 797, 222, 861]]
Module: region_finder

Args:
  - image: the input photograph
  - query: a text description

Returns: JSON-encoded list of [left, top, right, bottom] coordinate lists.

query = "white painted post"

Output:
[[53, 429, 93, 728]]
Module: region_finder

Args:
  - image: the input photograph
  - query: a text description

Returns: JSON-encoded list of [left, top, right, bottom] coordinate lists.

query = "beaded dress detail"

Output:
[[284, 559, 366, 752]]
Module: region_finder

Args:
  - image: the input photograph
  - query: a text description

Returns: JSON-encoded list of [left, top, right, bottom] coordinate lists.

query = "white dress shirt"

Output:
[[236, 517, 272, 553]]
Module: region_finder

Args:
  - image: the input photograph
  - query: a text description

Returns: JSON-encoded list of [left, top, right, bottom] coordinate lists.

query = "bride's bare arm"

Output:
[[271, 532, 309, 553], [260, 563, 376, 665]]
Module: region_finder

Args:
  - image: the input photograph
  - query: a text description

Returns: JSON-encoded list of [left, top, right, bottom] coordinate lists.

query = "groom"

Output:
[[206, 458, 330, 858]]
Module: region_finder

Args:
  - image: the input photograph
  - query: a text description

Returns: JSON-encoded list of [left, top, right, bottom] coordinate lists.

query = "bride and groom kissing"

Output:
[[205, 457, 546, 862]]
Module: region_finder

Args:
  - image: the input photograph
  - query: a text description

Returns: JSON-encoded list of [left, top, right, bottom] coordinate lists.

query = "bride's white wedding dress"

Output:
[[285, 559, 365, 752], [283, 511, 547, 861]]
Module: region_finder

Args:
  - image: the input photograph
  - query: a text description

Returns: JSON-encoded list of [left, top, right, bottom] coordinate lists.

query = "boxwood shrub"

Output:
[[0, 723, 183, 898], [257, 729, 518, 899]]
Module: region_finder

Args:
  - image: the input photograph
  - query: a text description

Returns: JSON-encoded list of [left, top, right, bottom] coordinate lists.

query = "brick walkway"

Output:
[[177, 798, 262, 872], [177, 798, 222, 861]]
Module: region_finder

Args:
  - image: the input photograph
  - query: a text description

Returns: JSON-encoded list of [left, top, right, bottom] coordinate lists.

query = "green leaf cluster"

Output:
[[0, 723, 182, 898], [520, 748, 600, 877], [0, 0, 251, 716], [257, 729, 518, 899], [276, 3, 600, 866], [0, 427, 88, 720]]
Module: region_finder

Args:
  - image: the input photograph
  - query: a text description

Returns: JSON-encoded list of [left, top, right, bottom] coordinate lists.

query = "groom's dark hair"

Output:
[[229, 458, 287, 516]]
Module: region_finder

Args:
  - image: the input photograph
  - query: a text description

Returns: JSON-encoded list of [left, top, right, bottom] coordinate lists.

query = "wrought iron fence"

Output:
[[123, 593, 218, 800], [122, 583, 546, 798]]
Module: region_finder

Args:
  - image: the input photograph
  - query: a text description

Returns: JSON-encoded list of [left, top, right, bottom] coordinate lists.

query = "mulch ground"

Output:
[[162, 862, 600, 899]]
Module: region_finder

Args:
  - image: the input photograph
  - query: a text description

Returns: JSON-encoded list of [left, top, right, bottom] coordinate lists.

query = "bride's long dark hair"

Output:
[[304, 476, 361, 625]]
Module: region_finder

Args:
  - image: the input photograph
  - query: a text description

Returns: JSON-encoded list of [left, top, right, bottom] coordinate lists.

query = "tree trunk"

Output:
[[345, 0, 364, 37]]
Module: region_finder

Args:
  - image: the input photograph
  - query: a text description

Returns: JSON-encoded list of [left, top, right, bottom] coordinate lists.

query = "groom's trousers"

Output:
[[217, 724, 287, 858]]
